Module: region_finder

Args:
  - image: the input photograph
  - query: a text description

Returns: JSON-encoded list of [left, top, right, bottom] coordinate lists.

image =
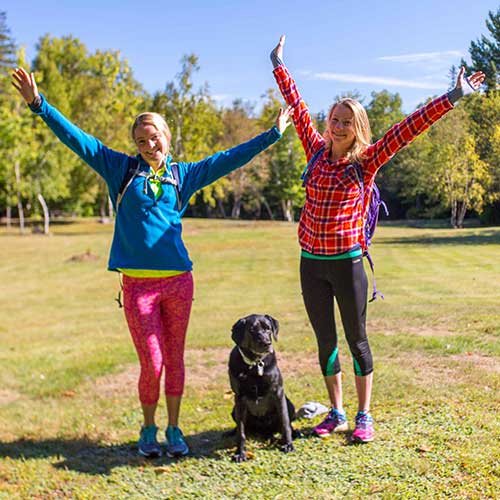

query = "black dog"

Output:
[[228, 314, 295, 462]]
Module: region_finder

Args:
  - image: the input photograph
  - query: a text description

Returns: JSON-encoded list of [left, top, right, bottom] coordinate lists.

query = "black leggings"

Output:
[[300, 255, 373, 377]]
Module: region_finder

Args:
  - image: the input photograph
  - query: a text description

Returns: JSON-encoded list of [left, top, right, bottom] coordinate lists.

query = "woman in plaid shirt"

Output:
[[270, 35, 485, 443]]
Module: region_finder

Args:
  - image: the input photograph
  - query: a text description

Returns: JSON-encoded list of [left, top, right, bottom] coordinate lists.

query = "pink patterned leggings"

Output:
[[123, 272, 194, 405]]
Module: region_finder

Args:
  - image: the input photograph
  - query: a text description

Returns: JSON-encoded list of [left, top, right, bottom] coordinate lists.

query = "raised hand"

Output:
[[270, 35, 286, 67], [275, 105, 293, 134], [456, 66, 485, 95], [273, 35, 285, 61], [11, 67, 39, 104]]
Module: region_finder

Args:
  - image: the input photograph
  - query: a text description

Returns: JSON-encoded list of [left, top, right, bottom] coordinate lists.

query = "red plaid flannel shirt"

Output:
[[273, 64, 454, 255]]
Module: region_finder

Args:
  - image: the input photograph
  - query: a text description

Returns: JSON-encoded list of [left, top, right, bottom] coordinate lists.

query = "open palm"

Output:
[[12, 67, 39, 104]]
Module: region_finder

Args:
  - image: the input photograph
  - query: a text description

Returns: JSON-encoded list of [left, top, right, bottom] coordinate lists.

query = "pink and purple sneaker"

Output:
[[313, 408, 348, 438], [351, 411, 374, 443]]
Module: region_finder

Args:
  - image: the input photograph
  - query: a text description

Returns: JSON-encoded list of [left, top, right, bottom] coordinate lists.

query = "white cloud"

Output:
[[212, 94, 234, 102], [378, 51, 464, 63], [306, 71, 444, 89]]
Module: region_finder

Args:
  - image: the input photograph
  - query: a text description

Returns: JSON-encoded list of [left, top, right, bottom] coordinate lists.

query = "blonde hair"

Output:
[[324, 98, 372, 163], [131, 112, 172, 144]]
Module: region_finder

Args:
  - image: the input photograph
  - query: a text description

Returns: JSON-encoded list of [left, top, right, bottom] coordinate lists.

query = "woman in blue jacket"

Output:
[[12, 67, 291, 458]]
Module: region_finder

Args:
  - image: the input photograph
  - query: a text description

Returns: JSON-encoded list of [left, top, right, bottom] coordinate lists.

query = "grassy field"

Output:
[[0, 218, 499, 500]]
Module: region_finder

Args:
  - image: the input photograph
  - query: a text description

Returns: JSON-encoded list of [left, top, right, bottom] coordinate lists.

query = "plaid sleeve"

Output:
[[273, 65, 324, 161], [364, 94, 454, 175]]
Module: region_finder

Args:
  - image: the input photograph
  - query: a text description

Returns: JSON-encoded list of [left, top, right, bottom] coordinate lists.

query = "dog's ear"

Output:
[[231, 317, 247, 345], [266, 315, 280, 341]]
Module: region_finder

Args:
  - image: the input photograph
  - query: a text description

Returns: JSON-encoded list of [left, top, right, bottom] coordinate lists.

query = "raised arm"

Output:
[[270, 35, 324, 161], [364, 66, 485, 176], [11, 67, 126, 182], [177, 107, 291, 203]]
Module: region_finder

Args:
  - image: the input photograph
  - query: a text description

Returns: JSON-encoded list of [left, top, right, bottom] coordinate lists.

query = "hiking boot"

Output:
[[313, 408, 348, 437], [165, 425, 189, 457], [351, 411, 374, 443], [138, 425, 162, 458]]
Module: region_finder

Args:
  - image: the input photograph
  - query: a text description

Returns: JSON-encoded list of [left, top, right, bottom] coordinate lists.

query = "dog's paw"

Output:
[[232, 452, 248, 462], [280, 442, 294, 453]]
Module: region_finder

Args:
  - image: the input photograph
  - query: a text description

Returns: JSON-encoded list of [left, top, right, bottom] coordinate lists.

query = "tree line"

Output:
[[0, 9, 498, 232]]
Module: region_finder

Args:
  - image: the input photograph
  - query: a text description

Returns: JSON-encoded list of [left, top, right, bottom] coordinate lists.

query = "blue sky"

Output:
[[3, 0, 498, 113]]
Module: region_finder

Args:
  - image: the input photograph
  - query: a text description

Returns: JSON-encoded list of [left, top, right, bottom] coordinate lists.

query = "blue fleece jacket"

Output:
[[30, 95, 282, 272]]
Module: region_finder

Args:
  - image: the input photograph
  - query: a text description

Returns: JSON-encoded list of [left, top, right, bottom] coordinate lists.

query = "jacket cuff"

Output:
[[28, 94, 44, 113], [447, 76, 477, 104], [270, 125, 282, 141], [447, 87, 463, 105], [270, 51, 284, 68]]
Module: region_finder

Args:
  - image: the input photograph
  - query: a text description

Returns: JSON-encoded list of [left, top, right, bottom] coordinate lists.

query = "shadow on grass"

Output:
[[0, 425, 321, 474], [0, 428, 239, 475], [379, 228, 500, 246]]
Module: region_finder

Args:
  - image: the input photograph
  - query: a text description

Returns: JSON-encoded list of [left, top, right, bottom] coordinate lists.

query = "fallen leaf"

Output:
[[417, 445, 432, 453], [154, 466, 172, 474]]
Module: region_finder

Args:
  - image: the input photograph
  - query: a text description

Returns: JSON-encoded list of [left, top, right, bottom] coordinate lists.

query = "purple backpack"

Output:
[[301, 147, 388, 301]]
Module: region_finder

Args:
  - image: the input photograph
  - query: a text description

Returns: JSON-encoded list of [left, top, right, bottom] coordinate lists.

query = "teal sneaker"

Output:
[[165, 425, 189, 457], [138, 425, 162, 458]]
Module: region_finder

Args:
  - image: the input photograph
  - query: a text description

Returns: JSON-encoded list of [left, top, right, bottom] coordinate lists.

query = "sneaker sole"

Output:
[[314, 422, 349, 438], [166, 449, 189, 458], [138, 449, 162, 458], [350, 435, 374, 443]]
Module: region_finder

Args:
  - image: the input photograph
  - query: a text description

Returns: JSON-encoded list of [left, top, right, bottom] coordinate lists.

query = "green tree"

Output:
[[0, 48, 34, 232], [463, 8, 500, 92], [260, 89, 305, 221], [219, 100, 261, 218], [0, 99, 34, 232], [0, 11, 16, 77], [75, 49, 147, 220], [31, 35, 94, 222], [365, 90, 408, 218], [15, 35, 148, 230], [152, 54, 223, 216], [464, 90, 500, 222], [412, 106, 490, 227], [0, 11, 18, 225]]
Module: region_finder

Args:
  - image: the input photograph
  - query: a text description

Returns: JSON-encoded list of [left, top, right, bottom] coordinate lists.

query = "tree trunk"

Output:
[[281, 199, 293, 222], [99, 195, 111, 224], [231, 197, 242, 219], [37, 193, 50, 235], [217, 198, 226, 218], [261, 198, 274, 220], [175, 114, 183, 158], [6, 206, 12, 228], [14, 160, 25, 234], [107, 196, 114, 220], [456, 200, 467, 229], [450, 199, 457, 228]]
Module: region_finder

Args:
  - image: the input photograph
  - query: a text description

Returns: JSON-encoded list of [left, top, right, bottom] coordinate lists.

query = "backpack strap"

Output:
[[344, 162, 384, 302], [170, 162, 182, 211], [301, 146, 325, 186], [116, 158, 182, 212], [116, 157, 141, 211]]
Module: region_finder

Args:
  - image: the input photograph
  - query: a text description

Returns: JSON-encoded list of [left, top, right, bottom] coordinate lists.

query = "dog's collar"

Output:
[[237, 347, 271, 376]]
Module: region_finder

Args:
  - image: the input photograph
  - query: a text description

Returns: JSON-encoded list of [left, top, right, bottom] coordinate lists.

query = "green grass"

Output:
[[0, 219, 499, 499]]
